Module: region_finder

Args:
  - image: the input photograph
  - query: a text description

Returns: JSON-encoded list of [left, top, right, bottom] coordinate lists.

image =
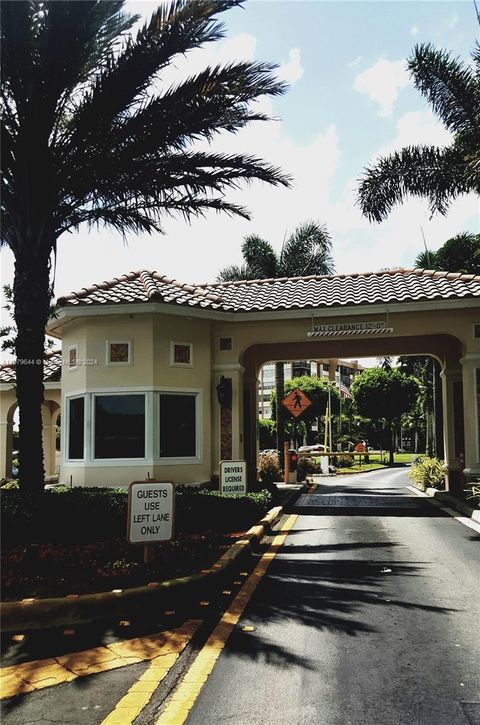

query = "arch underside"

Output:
[[241, 334, 463, 381]]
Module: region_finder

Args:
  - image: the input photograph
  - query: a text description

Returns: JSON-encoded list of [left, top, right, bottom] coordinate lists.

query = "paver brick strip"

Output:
[[0, 619, 201, 700]]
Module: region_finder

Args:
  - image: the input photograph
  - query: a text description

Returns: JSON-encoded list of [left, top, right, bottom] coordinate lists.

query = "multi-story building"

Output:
[[258, 359, 364, 418]]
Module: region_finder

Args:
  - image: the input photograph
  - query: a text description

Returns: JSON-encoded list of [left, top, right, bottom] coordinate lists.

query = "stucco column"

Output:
[[460, 354, 480, 481], [212, 364, 245, 475], [42, 424, 53, 479], [440, 367, 464, 493], [0, 420, 13, 479], [242, 375, 258, 488]]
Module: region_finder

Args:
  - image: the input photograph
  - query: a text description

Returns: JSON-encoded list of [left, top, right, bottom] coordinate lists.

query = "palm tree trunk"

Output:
[[13, 250, 52, 494], [275, 362, 285, 471]]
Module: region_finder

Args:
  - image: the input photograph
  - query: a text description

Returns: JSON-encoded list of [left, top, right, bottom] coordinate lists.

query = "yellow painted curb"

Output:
[[0, 620, 201, 701]]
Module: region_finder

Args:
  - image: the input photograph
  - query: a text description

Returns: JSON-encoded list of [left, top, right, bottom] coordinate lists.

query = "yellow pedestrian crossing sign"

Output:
[[282, 388, 312, 418]]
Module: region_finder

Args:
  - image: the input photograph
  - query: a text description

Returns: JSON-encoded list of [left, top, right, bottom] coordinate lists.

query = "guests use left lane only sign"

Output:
[[127, 481, 174, 543], [220, 460, 247, 496]]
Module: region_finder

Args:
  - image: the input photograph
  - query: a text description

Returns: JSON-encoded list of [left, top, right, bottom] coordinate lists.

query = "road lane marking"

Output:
[[156, 513, 299, 724], [407, 486, 480, 533], [0, 620, 200, 701]]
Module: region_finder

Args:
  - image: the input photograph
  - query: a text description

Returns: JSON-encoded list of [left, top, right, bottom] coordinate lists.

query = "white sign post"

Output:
[[220, 460, 247, 496], [127, 481, 174, 563]]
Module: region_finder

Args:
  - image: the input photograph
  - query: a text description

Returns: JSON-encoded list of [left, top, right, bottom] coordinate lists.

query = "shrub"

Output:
[[297, 456, 322, 480], [258, 450, 281, 486], [1, 486, 272, 545], [333, 454, 354, 468], [1, 480, 19, 490], [409, 457, 445, 491], [465, 481, 480, 509], [258, 419, 276, 450]]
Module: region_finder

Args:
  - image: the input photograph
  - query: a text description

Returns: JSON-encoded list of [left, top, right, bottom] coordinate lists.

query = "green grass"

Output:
[[311, 451, 416, 475]]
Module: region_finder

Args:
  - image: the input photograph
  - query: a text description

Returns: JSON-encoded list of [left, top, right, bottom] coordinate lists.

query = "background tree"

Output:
[[415, 232, 480, 274], [217, 221, 334, 464], [350, 368, 420, 464], [398, 355, 443, 457], [358, 42, 480, 221], [1, 0, 290, 493]]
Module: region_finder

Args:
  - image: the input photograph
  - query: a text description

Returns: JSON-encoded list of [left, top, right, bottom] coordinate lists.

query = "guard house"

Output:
[[1, 267, 479, 493]]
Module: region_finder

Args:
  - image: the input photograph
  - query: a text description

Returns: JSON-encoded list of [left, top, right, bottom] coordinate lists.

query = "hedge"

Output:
[[1, 486, 272, 545]]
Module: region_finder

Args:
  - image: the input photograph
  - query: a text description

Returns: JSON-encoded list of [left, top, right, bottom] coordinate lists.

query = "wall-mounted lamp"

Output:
[[216, 375, 232, 409]]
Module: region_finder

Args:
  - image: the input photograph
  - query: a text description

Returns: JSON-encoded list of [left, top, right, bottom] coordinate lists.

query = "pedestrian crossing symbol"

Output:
[[282, 388, 312, 418]]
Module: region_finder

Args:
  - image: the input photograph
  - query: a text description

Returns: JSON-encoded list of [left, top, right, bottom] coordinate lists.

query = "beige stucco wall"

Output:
[[59, 312, 212, 487], [50, 297, 480, 487], [211, 306, 479, 369]]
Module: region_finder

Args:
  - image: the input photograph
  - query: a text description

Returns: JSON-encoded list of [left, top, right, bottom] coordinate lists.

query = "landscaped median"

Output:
[[0, 505, 284, 633]]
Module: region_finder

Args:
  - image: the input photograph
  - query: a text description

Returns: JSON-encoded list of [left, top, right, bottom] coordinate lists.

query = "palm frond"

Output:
[[55, 150, 289, 236], [357, 145, 469, 222], [279, 221, 334, 276], [241, 235, 278, 278], [414, 250, 438, 269], [216, 264, 251, 282], [409, 44, 480, 138], [64, 0, 243, 149]]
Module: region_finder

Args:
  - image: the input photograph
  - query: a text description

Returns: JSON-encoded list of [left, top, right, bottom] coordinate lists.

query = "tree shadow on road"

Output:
[[216, 542, 458, 672]]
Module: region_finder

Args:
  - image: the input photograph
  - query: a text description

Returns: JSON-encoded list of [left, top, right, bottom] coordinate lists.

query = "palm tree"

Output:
[[217, 221, 335, 467], [217, 222, 334, 281], [357, 42, 480, 221], [1, 0, 290, 493], [415, 232, 480, 274]]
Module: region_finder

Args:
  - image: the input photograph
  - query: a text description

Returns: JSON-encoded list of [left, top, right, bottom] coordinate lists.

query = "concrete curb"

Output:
[[424, 487, 480, 523], [0, 505, 286, 633]]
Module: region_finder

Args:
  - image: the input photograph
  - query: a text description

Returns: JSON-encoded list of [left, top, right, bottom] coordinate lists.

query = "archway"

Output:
[[240, 334, 464, 493]]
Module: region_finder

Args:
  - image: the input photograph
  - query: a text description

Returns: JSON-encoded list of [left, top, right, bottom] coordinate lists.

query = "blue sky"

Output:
[[1, 0, 478, 308]]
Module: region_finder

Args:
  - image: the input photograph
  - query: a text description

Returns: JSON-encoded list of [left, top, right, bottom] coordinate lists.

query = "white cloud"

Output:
[[276, 48, 304, 84], [410, 25, 419, 36], [374, 109, 452, 160], [348, 55, 362, 68], [332, 109, 477, 274], [448, 13, 459, 29], [354, 58, 410, 117]]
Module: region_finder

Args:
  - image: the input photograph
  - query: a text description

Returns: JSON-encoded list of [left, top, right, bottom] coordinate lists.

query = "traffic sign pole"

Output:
[[284, 441, 289, 484]]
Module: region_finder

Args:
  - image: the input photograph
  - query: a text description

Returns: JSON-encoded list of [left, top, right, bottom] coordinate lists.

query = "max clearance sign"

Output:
[[220, 460, 247, 496]]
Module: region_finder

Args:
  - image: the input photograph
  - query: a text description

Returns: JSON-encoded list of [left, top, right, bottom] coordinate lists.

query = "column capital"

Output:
[[212, 363, 245, 374], [460, 353, 480, 365]]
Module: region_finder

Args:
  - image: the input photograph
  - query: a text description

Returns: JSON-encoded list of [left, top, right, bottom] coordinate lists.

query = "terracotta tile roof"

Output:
[[57, 271, 224, 309], [0, 350, 62, 384], [56, 268, 480, 313]]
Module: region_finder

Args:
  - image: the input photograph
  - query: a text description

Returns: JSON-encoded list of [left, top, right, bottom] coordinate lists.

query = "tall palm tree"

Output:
[[1, 0, 290, 493], [357, 42, 480, 221], [217, 221, 335, 467]]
